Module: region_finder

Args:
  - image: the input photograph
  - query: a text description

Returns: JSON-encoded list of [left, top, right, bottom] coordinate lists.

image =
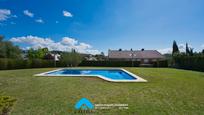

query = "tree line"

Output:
[[172, 40, 204, 71], [0, 36, 82, 69], [0, 35, 204, 71]]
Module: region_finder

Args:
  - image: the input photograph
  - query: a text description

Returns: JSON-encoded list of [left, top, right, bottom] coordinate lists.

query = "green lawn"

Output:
[[0, 68, 204, 115]]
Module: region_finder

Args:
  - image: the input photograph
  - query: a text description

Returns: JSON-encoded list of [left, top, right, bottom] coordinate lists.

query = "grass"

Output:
[[0, 67, 204, 115]]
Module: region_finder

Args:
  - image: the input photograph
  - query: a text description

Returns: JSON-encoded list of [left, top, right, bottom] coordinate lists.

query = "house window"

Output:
[[144, 59, 149, 63], [152, 59, 157, 62]]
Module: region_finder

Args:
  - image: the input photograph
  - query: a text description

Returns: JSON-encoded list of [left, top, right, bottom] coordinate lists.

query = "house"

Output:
[[84, 55, 98, 61], [108, 49, 165, 65], [81, 54, 97, 61], [81, 53, 107, 61]]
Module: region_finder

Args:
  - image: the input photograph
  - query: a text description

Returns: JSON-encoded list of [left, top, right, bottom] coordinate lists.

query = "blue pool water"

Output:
[[46, 69, 136, 80]]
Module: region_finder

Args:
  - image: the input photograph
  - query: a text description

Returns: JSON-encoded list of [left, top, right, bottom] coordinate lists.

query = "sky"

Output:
[[1, 0, 204, 54]]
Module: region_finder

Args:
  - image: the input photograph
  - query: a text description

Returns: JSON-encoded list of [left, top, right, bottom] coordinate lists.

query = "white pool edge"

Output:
[[34, 68, 147, 82]]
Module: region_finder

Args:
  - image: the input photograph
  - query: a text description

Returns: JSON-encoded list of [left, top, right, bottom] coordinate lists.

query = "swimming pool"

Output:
[[35, 68, 147, 82]]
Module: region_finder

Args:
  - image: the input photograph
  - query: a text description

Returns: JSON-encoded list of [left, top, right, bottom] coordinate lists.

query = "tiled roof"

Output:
[[108, 50, 164, 59]]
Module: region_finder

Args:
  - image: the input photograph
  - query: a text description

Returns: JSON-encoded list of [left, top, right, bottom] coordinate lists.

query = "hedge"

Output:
[[79, 61, 141, 67], [0, 59, 169, 70], [0, 58, 64, 70], [152, 60, 168, 67], [173, 56, 204, 72], [79, 60, 168, 67]]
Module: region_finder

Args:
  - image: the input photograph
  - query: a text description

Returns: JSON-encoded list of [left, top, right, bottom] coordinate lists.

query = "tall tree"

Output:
[[0, 36, 22, 58], [36, 48, 49, 59], [27, 48, 49, 59], [186, 43, 190, 55], [27, 48, 36, 59], [172, 40, 179, 54], [61, 51, 82, 67], [189, 48, 194, 56]]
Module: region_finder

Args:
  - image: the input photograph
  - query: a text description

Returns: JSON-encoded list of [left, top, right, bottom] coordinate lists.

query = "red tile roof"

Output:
[[108, 50, 164, 59]]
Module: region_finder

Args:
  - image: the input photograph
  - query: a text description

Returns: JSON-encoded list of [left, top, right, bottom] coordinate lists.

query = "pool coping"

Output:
[[34, 68, 147, 82]]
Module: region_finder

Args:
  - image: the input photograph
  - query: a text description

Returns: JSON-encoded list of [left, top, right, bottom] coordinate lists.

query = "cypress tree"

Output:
[[186, 43, 190, 55], [189, 48, 194, 56], [172, 40, 179, 54]]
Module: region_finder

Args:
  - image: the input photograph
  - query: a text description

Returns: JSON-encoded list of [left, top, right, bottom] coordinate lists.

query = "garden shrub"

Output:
[[0, 96, 16, 115]]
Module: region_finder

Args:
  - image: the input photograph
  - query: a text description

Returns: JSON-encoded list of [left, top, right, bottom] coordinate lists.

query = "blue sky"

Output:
[[1, 0, 204, 54]]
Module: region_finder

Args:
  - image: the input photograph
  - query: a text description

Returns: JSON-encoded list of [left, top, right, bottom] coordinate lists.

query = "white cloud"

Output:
[[23, 10, 34, 17], [75, 43, 92, 53], [178, 44, 185, 52], [61, 37, 78, 46], [35, 18, 44, 23], [10, 35, 100, 54], [0, 9, 11, 21], [158, 48, 172, 54], [86, 49, 100, 54], [63, 10, 73, 17]]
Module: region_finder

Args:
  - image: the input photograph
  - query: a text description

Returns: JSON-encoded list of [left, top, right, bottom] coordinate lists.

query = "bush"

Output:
[[0, 96, 16, 115], [60, 52, 82, 67]]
